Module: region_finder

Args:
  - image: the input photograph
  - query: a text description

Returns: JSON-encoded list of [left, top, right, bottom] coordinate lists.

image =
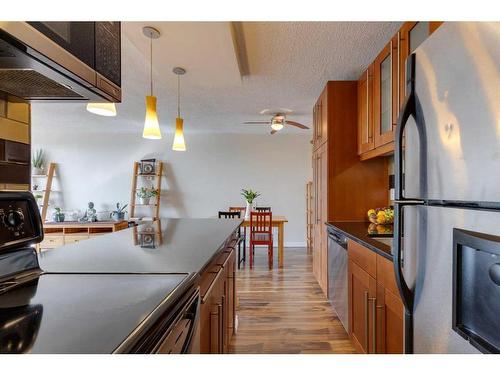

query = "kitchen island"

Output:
[[1, 217, 242, 354]]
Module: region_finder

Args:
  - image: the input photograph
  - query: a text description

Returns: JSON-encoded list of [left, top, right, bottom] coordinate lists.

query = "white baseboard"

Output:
[[284, 241, 306, 247]]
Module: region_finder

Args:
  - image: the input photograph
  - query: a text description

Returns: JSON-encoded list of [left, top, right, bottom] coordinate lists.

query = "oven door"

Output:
[[155, 289, 201, 354]]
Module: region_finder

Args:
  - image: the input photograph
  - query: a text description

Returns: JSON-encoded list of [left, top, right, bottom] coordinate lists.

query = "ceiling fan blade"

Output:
[[270, 130, 277, 135], [243, 121, 271, 124], [285, 120, 309, 129]]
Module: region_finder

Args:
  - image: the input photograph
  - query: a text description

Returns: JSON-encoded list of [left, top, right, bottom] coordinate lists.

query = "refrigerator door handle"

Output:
[[393, 202, 414, 354], [393, 53, 419, 354], [394, 53, 416, 202]]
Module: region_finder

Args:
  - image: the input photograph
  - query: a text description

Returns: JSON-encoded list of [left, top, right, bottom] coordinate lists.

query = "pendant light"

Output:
[[172, 67, 186, 151], [86, 102, 117, 117], [142, 26, 162, 139]]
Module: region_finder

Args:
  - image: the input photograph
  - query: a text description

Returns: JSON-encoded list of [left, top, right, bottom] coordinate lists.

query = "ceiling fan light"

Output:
[[271, 119, 284, 131], [172, 117, 186, 151], [143, 96, 162, 139], [86, 102, 117, 117]]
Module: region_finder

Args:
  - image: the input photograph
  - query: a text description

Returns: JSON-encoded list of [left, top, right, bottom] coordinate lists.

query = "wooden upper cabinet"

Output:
[[399, 22, 443, 108], [373, 36, 397, 148], [357, 65, 374, 155], [313, 87, 328, 150]]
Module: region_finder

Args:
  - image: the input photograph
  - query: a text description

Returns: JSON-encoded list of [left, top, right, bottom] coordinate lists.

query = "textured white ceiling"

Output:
[[32, 21, 401, 135]]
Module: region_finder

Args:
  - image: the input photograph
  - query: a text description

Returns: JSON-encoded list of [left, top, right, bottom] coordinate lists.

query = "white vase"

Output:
[[140, 197, 150, 205], [244, 201, 252, 220], [32, 167, 43, 175]]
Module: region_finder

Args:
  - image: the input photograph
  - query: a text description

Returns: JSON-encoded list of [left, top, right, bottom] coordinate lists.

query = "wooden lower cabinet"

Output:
[[348, 260, 376, 354], [376, 283, 404, 353], [348, 239, 404, 354], [199, 248, 236, 354]]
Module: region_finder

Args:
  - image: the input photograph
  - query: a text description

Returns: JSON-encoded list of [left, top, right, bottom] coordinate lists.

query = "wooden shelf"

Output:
[[130, 161, 163, 221]]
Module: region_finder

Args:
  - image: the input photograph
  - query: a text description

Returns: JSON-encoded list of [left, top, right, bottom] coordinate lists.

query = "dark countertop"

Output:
[[326, 221, 393, 260], [39, 218, 242, 274], [0, 273, 192, 353], [1, 217, 241, 353]]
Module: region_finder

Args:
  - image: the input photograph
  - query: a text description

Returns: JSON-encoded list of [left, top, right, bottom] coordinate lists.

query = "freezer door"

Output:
[[407, 22, 500, 202], [406, 205, 500, 353]]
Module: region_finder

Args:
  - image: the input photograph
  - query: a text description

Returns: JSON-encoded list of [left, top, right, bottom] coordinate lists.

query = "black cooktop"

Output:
[[0, 273, 191, 353]]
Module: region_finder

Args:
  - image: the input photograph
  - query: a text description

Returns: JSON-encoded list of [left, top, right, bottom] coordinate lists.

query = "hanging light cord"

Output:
[[150, 35, 153, 96], [177, 74, 181, 118]]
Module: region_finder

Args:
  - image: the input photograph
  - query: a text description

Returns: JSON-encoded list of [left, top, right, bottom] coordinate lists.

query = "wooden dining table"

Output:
[[239, 215, 288, 268]]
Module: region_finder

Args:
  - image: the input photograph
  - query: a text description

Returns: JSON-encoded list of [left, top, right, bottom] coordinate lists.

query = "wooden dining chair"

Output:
[[219, 210, 245, 269], [255, 206, 271, 212], [249, 211, 273, 269], [229, 206, 247, 261]]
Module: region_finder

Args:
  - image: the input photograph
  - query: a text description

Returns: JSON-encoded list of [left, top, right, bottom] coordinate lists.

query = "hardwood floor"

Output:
[[229, 247, 356, 354]]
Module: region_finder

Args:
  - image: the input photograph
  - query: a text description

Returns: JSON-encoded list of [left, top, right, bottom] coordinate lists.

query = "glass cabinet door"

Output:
[[374, 39, 396, 148]]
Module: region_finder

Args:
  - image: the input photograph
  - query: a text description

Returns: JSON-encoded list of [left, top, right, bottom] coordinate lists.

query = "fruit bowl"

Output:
[[367, 207, 394, 225]]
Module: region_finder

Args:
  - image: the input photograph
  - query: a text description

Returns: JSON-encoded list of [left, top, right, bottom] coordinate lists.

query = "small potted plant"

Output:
[[32, 149, 44, 175], [34, 193, 43, 205], [136, 187, 158, 205], [241, 188, 261, 219], [110, 202, 128, 221], [52, 207, 65, 222]]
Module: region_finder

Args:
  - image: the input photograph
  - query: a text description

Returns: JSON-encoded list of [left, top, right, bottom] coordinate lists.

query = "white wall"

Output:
[[31, 125, 312, 246]]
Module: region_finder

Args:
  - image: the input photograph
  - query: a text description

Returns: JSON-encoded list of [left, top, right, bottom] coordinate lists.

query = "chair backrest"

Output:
[[229, 206, 246, 215], [255, 206, 271, 212], [250, 211, 272, 234], [218, 211, 241, 219]]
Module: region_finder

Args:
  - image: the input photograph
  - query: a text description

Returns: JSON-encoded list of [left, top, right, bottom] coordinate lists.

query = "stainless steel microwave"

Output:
[[0, 22, 121, 102]]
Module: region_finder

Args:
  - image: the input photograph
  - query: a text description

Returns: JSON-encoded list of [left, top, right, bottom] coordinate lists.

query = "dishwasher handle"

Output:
[[327, 229, 347, 249]]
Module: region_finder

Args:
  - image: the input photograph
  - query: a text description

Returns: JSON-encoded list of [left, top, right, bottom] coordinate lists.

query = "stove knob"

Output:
[[4, 210, 24, 230]]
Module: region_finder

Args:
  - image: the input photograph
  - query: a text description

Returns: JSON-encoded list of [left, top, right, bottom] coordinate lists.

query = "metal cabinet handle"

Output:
[[217, 303, 223, 353], [370, 297, 377, 353], [364, 291, 369, 352], [366, 69, 372, 141], [221, 295, 226, 354]]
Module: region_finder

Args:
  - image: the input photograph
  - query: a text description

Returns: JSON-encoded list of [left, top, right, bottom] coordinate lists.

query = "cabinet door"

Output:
[[320, 88, 328, 145], [357, 65, 374, 154], [312, 150, 320, 282], [319, 143, 328, 294], [374, 38, 397, 148], [399, 22, 431, 108], [376, 284, 404, 354], [348, 260, 377, 353]]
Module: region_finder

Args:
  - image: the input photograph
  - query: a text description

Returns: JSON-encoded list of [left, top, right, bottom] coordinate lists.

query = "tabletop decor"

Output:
[[110, 202, 128, 221], [52, 207, 65, 222], [79, 202, 98, 222], [241, 188, 260, 219]]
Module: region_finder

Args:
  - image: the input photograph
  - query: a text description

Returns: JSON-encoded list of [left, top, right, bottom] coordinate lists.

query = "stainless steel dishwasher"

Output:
[[327, 226, 348, 332]]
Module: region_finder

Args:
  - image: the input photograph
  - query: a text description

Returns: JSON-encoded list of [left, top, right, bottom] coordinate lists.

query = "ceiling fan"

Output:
[[243, 113, 309, 135]]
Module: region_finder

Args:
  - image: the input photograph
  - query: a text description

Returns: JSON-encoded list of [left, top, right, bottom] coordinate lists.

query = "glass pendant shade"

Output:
[[86, 102, 117, 117], [271, 119, 284, 131], [142, 96, 162, 139], [172, 117, 186, 151]]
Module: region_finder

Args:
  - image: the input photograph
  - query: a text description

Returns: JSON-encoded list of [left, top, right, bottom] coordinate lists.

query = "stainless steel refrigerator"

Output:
[[394, 22, 500, 354]]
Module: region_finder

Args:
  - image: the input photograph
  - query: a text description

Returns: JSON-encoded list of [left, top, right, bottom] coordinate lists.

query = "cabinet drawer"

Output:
[[64, 235, 89, 244], [376, 254, 399, 296], [40, 235, 64, 249], [348, 239, 376, 278]]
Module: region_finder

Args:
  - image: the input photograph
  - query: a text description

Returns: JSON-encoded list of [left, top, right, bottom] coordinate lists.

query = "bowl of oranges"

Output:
[[367, 207, 394, 225]]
